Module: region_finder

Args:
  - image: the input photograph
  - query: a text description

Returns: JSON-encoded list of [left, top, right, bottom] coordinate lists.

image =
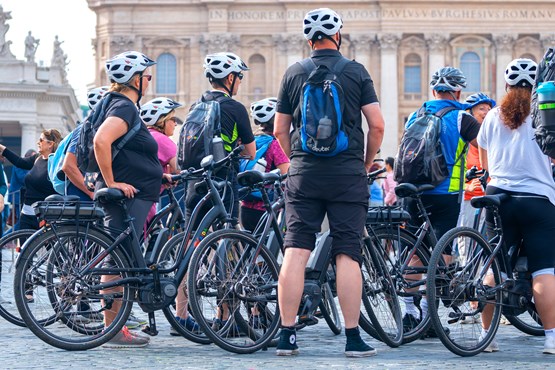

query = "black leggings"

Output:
[[486, 186, 555, 274]]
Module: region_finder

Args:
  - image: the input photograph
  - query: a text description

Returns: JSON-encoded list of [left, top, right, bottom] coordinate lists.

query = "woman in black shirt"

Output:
[[0, 129, 62, 230]]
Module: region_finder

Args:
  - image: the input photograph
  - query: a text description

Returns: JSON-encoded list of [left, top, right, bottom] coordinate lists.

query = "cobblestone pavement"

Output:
[[0, 307, 552, 370]]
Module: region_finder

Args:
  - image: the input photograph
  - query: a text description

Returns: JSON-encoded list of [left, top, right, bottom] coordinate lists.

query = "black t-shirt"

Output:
[[2, 149, 55, 205], [460, 113, 481, 142], [96, 93, 163, 202], [277, 49, 379, 176], [207, 90, 255, 150]]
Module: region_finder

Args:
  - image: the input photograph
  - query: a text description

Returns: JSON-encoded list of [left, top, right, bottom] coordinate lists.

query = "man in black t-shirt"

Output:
[[174, 53, 256, 336], [274, 8, 385, 357]]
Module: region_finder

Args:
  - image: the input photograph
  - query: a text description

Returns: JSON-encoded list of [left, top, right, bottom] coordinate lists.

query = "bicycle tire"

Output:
[[361, 236, 403, 347], [427, 226, 502, 357], [14, 225, 134, 350], [366, 226, 433, 343], [505, 304, 544, 336], [188, 229, 280, 354], [158, 231, 211, 344], [0, 229, 36, 327], [319, 281, 342, 335]]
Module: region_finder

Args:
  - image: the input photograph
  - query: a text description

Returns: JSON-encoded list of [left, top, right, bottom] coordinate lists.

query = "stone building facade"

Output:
[[87, 0, 555, 156]]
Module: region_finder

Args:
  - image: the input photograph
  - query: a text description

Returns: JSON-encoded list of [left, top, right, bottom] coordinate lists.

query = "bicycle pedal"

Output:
[[141, 326, 159, 336], [298, 315, 319, 326]]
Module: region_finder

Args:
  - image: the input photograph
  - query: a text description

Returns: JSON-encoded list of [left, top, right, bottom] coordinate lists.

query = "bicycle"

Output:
[[13, 146, 244, 350], [186, 167, 402, 353], [426, 193, 543, 356]]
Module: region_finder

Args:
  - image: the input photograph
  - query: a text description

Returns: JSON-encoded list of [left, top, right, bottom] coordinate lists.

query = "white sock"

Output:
[[545, 328, 555, 339], [403, 296, 419, 319], [421, 297, 428, 319], [481, 328, 489, 337]]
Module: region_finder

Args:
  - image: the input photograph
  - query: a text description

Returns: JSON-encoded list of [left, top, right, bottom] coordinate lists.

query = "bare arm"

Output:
[[274, 112, 293, 157], [277, 162, 290, 175], [362, 103, 385, 173], [167, 156, 178, 174], [478, 146, 488, 171], [242, 141, 256, 160], [93, 116, 137, 198], [61, 152, 94, 199]]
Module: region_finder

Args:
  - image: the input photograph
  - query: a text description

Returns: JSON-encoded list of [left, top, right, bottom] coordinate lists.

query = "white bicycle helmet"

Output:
[[87, 86, 109, 109], [250, 97, 278, 124], [203, 52, 249, 80], [140, 97, 182, 125], [303, 8, 343, 41], [504, 58, 537, 88], [430, 67, 467, 92], [105, 51, 156, 84]]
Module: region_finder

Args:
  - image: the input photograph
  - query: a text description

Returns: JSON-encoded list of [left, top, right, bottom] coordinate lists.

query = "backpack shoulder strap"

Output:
[[331, 57, 351, 76], [299, 58, 317, 76], [435, 106, 458, 118]]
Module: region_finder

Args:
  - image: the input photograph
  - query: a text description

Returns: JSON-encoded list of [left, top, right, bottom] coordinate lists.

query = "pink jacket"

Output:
[[382, 171, 398, 206]]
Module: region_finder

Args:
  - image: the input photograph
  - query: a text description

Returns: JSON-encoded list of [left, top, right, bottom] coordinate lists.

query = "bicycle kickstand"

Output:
[[141, 312, 159, 336]]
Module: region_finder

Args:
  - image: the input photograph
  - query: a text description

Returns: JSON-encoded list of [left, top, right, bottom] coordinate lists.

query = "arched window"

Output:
[[248, 54, 266, 101], [460, 52, 481, 92], [404, 53, 422, 95], [520, 53, 536, 62], [156, 53, 177, 94]]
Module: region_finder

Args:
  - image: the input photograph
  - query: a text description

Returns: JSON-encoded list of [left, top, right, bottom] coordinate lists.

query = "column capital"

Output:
[[541, 33, 555, 50], [494, 34, 516, 53], [425, 33, 448, 52], [110, 36, 135, 56], [378, 33, 400, 52], [350, 33, 375, 53], [272, 34, 306, 54], [199, 33, 240, 54]]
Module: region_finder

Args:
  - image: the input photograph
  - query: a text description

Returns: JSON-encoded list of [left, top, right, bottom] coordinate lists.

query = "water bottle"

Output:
[[316, 116, 332, 140], [252, 157, 267, 173], [537, 82, 555, 127], [211, 136, 226, 162]]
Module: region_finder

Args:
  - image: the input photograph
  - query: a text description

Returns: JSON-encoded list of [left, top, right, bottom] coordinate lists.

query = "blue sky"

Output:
[[2, 0, 96, 105]]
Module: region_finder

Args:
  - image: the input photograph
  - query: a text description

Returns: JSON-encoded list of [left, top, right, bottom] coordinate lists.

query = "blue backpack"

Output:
[[239, 134, 274, 201], [47, 130, 75, 195], [298, 57, 351, 157]]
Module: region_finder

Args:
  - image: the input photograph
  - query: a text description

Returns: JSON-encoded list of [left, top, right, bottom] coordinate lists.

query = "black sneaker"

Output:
[[402, 314, 420, 332], [276, 328, 299, 356], [424, 324, 450, 338], [345, 337, 377, 358]]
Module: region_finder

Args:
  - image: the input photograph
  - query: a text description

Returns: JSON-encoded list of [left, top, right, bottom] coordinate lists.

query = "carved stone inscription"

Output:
[[210, 8, 555, 22]]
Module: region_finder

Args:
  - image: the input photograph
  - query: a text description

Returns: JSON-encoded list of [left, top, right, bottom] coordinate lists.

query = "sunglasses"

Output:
[[39, 137, 52, 143], [236, 73, 244, 81], [142, 74, 152, 82]]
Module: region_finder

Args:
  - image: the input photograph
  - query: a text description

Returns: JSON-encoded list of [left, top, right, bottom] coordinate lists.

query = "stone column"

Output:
[[350, 34, 374, 72], [425, 33, 448, 99], [378, 33, 400, 158], [494, 34, 515, 101], [20, 122, 37, 155], [285, 34, 306, 67]]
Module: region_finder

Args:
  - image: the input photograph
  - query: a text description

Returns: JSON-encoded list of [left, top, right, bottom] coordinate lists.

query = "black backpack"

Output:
[[75, 92, 141, 173], [177, 91, 229, 170], [532, 47, 555, 158], [394, 106, 457, 186]]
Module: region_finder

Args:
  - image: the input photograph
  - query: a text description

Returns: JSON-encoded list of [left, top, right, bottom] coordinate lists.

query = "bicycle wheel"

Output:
[[14, 225, 134, 350], [0, 229, 36, 327], [188, 229, 280, 354], [506, 304, 544, 336], [159, 232, 211, 344], [360, 237, 403, 347], [366, 227, 432, 343], [319, 280, 342, 335], [427, 227, 502, 357]]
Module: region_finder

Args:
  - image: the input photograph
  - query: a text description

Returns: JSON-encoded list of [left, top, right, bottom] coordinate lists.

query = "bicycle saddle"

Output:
[[470, 194, 510, 209], [44, 194, 81, 202], [237, 170, 280, 187], [94, 188, 126, 203], [394, 183, 435, 198]]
